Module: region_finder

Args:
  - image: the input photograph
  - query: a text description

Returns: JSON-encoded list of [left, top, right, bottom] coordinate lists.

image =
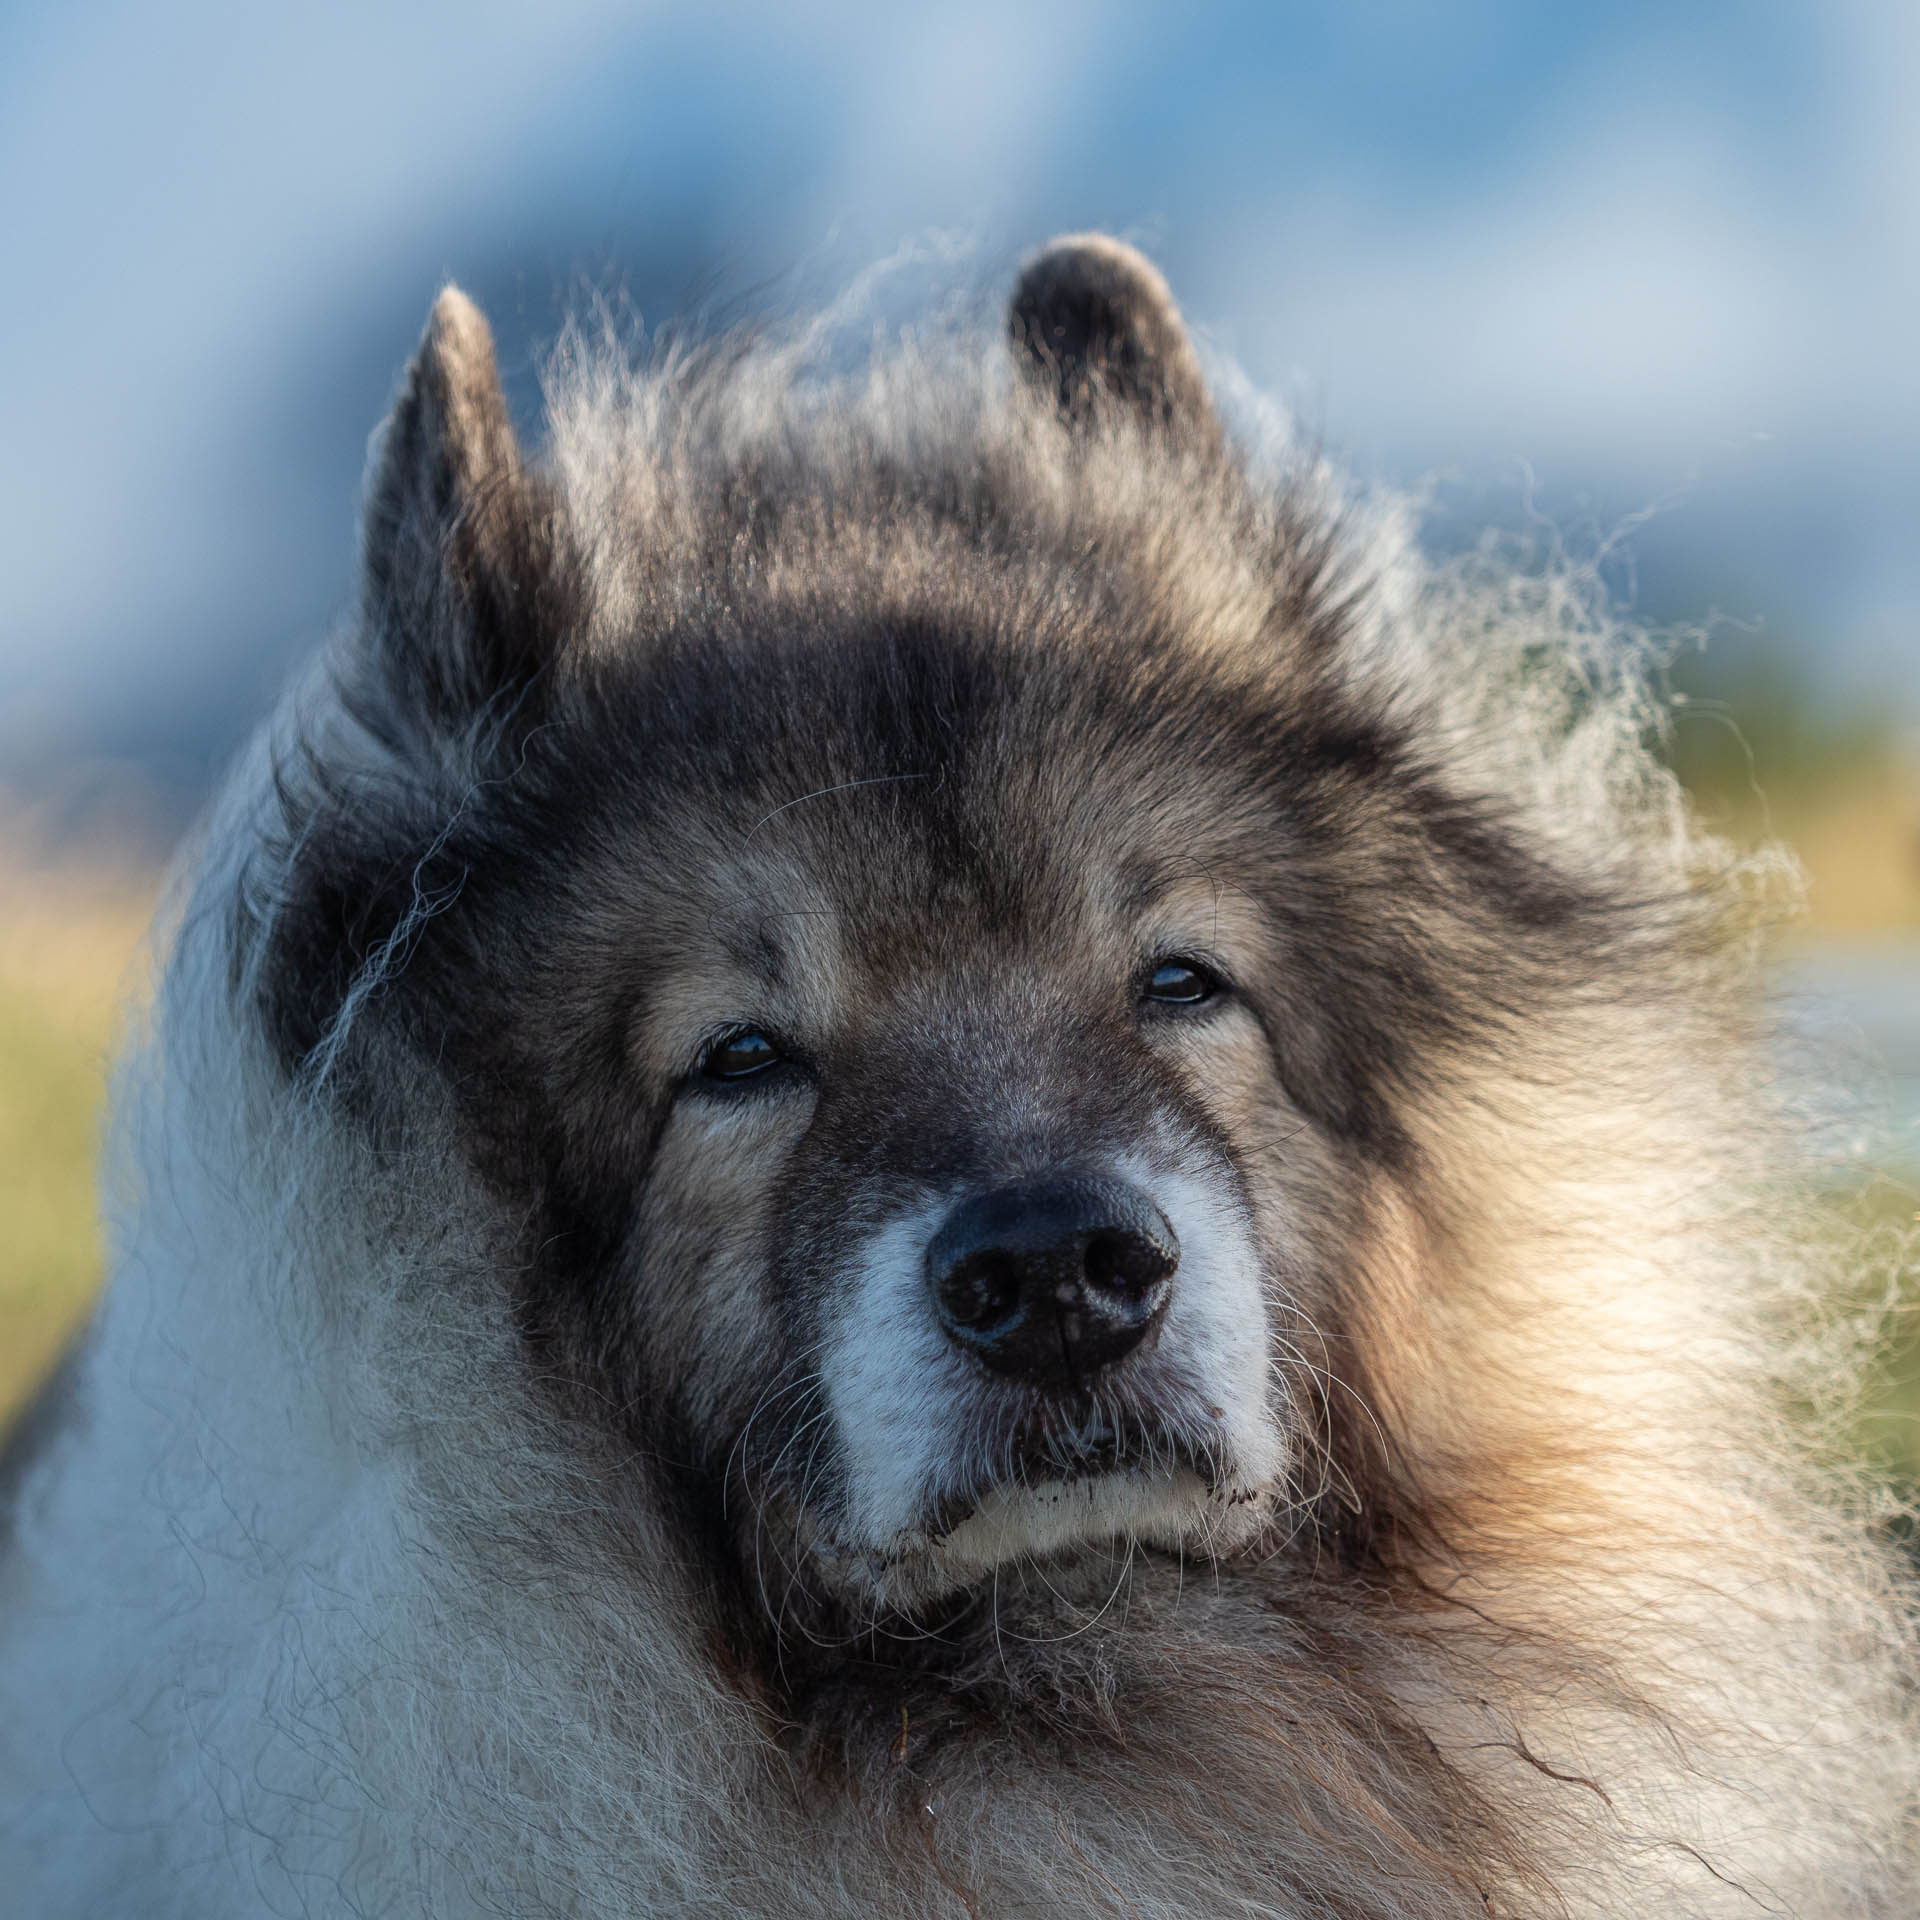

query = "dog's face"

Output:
[[541, 638, 1318, 1611], [323, 612, 1397, 1623], [261, 241, 1563, 1634]]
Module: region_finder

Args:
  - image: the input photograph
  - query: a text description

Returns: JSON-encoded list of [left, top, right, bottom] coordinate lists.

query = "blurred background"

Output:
[[2, 0, 1915, 1455]]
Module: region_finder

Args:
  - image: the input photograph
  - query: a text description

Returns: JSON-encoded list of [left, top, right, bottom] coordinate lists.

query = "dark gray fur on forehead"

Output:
[[243, 241, 1627, 1141]]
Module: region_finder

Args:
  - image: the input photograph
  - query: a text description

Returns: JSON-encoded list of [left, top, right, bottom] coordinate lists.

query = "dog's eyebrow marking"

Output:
[[744, 773, 930, 845]]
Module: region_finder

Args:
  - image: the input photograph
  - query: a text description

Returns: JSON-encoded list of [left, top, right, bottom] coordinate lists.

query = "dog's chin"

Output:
[[804, 1461, 1282, 1614]]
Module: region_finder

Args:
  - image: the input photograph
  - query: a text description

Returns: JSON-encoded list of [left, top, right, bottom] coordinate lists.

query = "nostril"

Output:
[[1083, 1228, 1174, 1301], [938, 1251, 1025, 1336]]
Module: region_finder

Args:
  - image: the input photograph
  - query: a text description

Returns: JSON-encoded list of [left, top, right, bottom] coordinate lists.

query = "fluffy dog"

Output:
[[2, 236, 1914, 1917]]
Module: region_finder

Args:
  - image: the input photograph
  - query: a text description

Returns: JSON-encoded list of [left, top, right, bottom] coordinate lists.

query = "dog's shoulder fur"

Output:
[[1, 238, 1915, 1919]]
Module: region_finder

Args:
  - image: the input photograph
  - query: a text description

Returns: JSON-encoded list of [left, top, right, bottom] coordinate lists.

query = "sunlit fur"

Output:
[[1, 240, 1915, 1918]]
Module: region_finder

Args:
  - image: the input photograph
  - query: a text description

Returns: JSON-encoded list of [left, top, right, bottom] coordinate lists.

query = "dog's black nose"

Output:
[[927, 1177, 1178, 1387]]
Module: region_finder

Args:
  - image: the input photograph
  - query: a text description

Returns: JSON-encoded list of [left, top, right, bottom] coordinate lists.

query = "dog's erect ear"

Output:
[[360, 286, 578, 747], [1009, 235, 1221, 451]]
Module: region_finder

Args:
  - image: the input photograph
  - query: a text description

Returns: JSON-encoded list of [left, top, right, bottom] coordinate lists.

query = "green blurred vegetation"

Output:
[[0, 864, 148, 1420], [1664, 648, 1890, 812], [0, 990, 109, 1408], [1661, 646, 1920, 936]]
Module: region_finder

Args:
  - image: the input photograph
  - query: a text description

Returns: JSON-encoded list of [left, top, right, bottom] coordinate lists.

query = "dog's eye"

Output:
[[1141, 959, 1220, 1006], [700, 1028, 783, 1082]]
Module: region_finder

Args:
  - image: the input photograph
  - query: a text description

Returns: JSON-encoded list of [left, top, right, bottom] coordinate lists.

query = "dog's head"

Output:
[[255, 240, 1589, 1629]]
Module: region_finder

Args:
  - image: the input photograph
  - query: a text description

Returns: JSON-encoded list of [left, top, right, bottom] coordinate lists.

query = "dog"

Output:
[[2, 235, 1914, 1917]]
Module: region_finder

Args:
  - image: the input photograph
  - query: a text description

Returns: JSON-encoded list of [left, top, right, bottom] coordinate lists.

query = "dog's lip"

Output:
[[916, 1406, 1222, 1543]]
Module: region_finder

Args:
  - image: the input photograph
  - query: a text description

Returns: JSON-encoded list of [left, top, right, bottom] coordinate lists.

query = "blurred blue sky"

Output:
[[2, 0, 1915, 817]]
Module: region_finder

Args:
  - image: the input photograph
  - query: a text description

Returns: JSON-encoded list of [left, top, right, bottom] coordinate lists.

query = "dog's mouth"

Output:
[[915, 1399, 1210, 1539], [794, 1393, 1284, 1608]]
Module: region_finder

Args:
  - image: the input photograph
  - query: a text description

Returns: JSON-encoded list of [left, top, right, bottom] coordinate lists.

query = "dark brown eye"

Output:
[[1142, 959, 1219, 1006], [701, 1028, 782, 1081]]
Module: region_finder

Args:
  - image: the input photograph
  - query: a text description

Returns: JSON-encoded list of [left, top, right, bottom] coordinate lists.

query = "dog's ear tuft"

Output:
[[1009, 235, 1221, 450], [360, 286, 578, 749]]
